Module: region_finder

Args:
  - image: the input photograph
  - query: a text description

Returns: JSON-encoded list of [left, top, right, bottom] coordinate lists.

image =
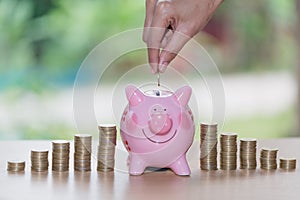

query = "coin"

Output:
[[97, 124, 116, 172], [52, 140, 70, 147], [52, 141, 70, 172], [74, 134, 92, 172], [31, 150, 49, 172], [239, 138, 257, 170], [157, 72, 160, 86], [200, 123, 218, 170], [7, 161, 25, 172], [279, 157, 296, 170], [260, 147, 278, 170], [220, 133, 237, 170], [97, 160, 115, 172]]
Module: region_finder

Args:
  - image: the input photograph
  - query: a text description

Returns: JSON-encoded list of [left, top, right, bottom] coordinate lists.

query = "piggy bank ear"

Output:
[[125, 85, 144, 106], [174, 86, 192, 106]]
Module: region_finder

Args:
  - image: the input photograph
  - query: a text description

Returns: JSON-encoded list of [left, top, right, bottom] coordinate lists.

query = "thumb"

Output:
[[158, 30, 191, 73]]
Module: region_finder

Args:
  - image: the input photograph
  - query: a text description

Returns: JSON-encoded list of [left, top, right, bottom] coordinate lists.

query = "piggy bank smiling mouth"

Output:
[[142, 128, 177, 144]]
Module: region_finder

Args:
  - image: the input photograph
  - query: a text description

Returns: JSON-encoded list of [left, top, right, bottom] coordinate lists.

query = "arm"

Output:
[[143, 0, 223, 73]]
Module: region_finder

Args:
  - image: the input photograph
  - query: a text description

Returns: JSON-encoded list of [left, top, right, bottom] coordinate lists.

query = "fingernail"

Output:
[[159, 62, 168, 73], [151, 66, 157, 74]]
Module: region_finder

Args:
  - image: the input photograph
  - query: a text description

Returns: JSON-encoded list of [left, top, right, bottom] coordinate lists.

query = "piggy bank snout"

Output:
[[148, 113, 172, 135]]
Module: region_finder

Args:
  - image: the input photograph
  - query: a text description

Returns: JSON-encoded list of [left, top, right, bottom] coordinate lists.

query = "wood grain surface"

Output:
[[0, 138, 299, 200]]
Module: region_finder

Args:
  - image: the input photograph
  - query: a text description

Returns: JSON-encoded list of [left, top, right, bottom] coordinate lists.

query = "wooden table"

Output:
[[0, 138, 299, 200]]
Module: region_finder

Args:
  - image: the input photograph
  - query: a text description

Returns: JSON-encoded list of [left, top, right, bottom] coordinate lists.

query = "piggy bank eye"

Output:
[[164, 108, 167, 111], [154, 108, 157, 111]]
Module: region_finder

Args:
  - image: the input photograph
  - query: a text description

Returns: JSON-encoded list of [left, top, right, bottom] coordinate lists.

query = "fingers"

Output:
[[159, 30, 191, 73], [160, 29, 173, 49], [147, 27, 166, 74], [146, 2, 172, 73], [143, 0, 157, 43]]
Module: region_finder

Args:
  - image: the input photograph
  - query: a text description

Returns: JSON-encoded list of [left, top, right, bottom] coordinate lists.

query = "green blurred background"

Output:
[[0, 0, 299, 140]]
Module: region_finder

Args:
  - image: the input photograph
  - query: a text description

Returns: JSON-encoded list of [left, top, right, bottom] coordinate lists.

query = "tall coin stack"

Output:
[[220, 133, 238, 170], [239, 138, 257, 169], [200, 123, 218, 170], [280, 158, 296, 170], [31, 150, 49, 172], [97, 124, 117, 172], [74, 134, 92, 172], [52, 140, 70, 172], [260, 147, 278, 170], [7, 161, 25, 172]]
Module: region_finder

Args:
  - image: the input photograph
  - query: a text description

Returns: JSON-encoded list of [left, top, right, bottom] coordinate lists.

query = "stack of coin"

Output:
[[97, 124, 117, 172], [200, 123, 218, 170], [239, 138, 257, 169], [220, 133, 237, 170], [260, 147, 278, 170], [7, 161, 25, 172], [74, 134, 92, 172], [52, 140, 70, 172], [279, 158, 296, 170], [31, 150, 49, 172]]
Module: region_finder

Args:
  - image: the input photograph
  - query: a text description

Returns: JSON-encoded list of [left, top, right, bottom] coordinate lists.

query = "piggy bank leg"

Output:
[[129, 155, 146, 176], [169, 154, 191, 176]]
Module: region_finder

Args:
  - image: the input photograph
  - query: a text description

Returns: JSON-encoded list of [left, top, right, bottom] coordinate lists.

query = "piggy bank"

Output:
[[120, 85, 195, 176]]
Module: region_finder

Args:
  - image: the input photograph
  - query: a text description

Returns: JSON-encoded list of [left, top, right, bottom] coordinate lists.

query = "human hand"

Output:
[[143, 0, 223, 73]]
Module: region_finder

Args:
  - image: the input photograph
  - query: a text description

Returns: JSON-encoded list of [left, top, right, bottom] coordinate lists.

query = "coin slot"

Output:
[[155, 90, 160, 96]]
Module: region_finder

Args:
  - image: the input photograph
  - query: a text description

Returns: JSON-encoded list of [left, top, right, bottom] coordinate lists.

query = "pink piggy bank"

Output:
[[120, 85, 195, 176]]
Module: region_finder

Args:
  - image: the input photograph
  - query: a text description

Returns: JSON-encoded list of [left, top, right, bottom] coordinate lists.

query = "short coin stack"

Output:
[[31, 150, 49, 172], [52, 140, 70, 172], [200, 123, 218, 170], [97, 124, 117, 172], [220, 133, 237, 170], [260, 147, 278, 170], [239, 138, 257, 169], [7, 161, 25, 172], [280, 158, 296, 170], [74, 134, 92, 172]]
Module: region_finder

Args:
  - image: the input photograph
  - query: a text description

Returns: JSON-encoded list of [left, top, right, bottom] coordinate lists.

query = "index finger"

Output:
[[147, 3, 172, 73]]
